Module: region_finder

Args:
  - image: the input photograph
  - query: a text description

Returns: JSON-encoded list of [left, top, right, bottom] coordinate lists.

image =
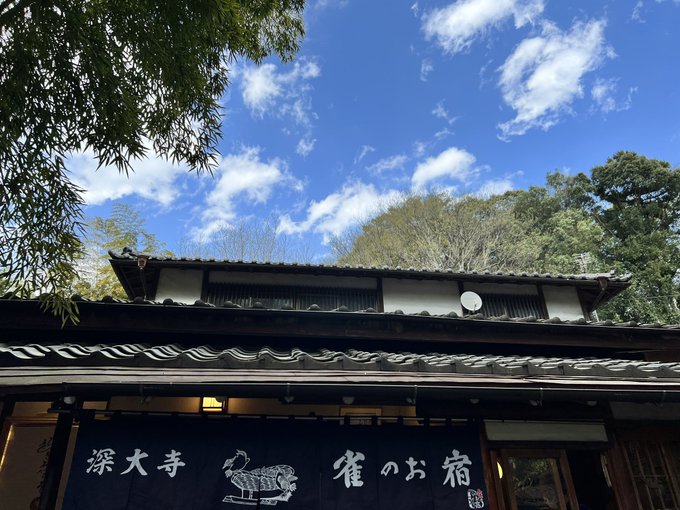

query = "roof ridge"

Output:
[[108, 249, 632, 283]]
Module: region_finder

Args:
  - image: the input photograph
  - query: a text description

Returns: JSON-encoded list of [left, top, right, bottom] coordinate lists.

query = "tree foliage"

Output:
[[0, 0, 305, 317], [334, 194, 538, 272], [499, 172, 606, 275], [337, 152, 680, 323], [591, 152, 680, 322], [73, 204, 172, 299]]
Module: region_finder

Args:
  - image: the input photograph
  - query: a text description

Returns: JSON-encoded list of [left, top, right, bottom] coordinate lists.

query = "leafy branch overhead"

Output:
[[73, 204, 173, 300], [0, 0, 305, 318]]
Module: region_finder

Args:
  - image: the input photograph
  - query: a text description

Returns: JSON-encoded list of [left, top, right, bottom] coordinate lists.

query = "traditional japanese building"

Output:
[[1, 249, 680, 509]]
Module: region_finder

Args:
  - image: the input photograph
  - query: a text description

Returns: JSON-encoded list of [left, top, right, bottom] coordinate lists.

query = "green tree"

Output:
[[0, 0, 305, 317], [335, 194, 539, 272], [73, 203, 173, 299], [500, 172, 605, 275], [591, 151, 680, 323]]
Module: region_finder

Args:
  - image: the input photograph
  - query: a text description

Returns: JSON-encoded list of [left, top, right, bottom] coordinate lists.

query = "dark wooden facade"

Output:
[[1, 258, 679, 509]]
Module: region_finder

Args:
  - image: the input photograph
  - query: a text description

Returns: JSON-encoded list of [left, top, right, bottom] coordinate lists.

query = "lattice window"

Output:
[[467, 293, 547, 319], [206, 283, 379, 312], [623, 440, 680, 510]]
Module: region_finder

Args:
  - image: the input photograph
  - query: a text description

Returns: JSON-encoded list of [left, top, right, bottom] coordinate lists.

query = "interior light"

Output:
[[496, 461, 503, 479], [201, 397, 225, 413]]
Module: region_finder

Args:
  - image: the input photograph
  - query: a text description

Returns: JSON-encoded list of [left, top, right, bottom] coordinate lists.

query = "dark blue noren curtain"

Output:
[[62, 416, 488, 510]]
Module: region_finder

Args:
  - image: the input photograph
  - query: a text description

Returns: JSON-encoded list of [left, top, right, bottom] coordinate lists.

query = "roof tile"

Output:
[[3, 343, 680, 380]]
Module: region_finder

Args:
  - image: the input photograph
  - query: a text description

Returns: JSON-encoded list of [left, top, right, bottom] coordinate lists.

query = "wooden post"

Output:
[[0, 397, 15, 457], [0, 398, 14, 432], [478, 419, 502, 510], [38, 409, 74, 510]]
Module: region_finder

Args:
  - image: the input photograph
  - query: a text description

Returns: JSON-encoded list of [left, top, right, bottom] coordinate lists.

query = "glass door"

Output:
[[494, 449, 578, 510]]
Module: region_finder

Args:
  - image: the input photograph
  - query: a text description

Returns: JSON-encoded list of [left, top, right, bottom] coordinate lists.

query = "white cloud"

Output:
[[411, 147, 477, 190], [435, 127, 454, 140], [67, 149, 185, 206], [591, 78, 636, 113], [366, 154, 408, 174], [432, 101, 458, 124], [239, 59, 321, 125], [278, 182, 402, 242], [296, 138, 317, 157], [412, 141, 428, 158], [314, 0, 349, 10], [355, 145, 376, 164], [477, 178, 514, 197], [192, 147, 299, 240], [240, 64, 281, 116], [632, 1, 645, 21], [422, 0, 544, 54], [282, 98, 319, 127], [420, 58, 434, 81], [497, 19, 611, 138]]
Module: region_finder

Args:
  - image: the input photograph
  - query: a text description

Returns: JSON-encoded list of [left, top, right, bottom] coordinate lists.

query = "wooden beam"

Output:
[[0, 397, 15, 460], [0, 397, 14, 432], [536, 285, 550, 319], [604, 430, 639, 510], [479, 420, 502, 510], [2, 299, 678, 353], [38, 405, 74, 510]]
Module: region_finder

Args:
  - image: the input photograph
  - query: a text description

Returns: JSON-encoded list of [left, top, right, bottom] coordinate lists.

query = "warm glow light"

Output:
[[497, 461, 503, 479], [201, 397, 224, 413], [0, 425, 14, 473]]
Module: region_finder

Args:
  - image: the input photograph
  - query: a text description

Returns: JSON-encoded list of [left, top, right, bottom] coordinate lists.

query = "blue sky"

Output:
[[70, 0, 680, 260]]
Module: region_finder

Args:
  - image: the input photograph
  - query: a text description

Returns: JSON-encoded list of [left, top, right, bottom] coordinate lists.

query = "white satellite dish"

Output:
[[460, 291, 483, 313]]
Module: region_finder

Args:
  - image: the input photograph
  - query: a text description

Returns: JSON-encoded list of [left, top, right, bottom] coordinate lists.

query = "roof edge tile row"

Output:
[[2, 344, 679, 380], [109, 249, 632, 283], [2, 295, 676, 330]]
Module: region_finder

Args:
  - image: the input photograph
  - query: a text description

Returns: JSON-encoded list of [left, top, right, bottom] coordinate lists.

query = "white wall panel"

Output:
[[155, 268, 203, 303], [382, 278, 462, 315], [543, 285, 584, 320]]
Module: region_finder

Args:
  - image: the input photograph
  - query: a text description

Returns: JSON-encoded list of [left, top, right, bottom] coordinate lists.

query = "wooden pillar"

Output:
[[0, 397, 15, 457], [605, 431, 639, 510], [0, 397, 14, 432], [38, 408, 74, 510], [478, 419, 502, 510]]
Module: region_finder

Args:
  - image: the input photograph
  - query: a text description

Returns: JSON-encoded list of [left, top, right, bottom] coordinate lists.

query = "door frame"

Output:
[[492, 448, 579, 510]]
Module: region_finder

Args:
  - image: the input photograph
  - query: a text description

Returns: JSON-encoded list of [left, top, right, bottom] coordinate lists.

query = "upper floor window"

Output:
[[467, 293, 547, 319], [206, 282, 380, 312]]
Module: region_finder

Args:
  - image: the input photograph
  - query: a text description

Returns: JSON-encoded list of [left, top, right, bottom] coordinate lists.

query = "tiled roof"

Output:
[[1, 344, 679, 380], [110, 249, 632, 283], [50, 295, 680, 330]]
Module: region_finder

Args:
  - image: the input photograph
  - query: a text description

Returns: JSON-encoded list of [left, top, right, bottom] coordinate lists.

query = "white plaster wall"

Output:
[[382, 278, 462, 315], [209, 271, 377, 289], [542, 285, 584, 320], [155, 268, 203, 303]]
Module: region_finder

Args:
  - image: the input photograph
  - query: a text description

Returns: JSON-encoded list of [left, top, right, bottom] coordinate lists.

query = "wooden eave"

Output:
[[0, 299, 676, 358]]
